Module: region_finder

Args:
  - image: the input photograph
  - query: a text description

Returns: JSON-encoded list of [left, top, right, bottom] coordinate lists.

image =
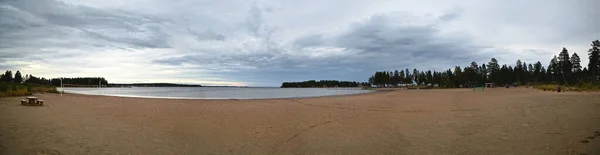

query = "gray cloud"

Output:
[[0, 0, 596, 86], [296, 12, 488, 70], [187, 28, 225, 41], [0, 0, 171, 49], [153, 11, 489, 85]]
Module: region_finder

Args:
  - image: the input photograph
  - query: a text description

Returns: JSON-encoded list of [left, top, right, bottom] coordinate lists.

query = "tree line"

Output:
[[281, 80, 369, 88], [50, 77, 108, 87], [1, 70, 52, 85], [0, 70, 108, 86], [369, 40, 600, 87]]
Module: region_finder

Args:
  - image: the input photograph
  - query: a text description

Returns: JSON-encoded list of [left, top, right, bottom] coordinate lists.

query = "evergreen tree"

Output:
[[516, 60, 523, 84], [14, 70, 23, 83], [393, 70, 400, 86], [540, 66, 547, 83], [528, 63, 534, 82], [558, 47, 572, 83], [468, 62, 480, 84], [404, 69, 412, 84], [488, 58, 500, 84], [445, 69, 454, 87], [571, 52, 582, 82], [454, 66, 463, 87], [413, 69, 419, 84], [588, 40, 600, 80], [481, 64, 488, 82], [549, 56, 559, 82], [571, 53, 582, 73], [500, 65, 509, 85], [418, 72, 426, 85], [522, 62, 529, 83], [2, 70, 13, 83], [368, 41, 600, 87], [399, 70, 405, 84], [426, 70, 433, 84], [534, 61, 543, 82]]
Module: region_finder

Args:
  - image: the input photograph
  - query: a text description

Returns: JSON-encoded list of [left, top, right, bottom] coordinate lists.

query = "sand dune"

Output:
[[1, 88, 599, 155]]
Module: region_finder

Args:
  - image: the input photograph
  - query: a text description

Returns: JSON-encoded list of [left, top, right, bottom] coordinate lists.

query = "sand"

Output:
[[1, 88, 599, 155]]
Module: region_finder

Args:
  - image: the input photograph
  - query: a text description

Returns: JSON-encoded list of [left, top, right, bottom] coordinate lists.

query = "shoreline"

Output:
[[55, 88, 388, 101]]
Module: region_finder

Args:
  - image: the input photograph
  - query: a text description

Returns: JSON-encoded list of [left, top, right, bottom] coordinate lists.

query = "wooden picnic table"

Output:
[[26, 96, 39, 104], [22, 96, 43, 106]]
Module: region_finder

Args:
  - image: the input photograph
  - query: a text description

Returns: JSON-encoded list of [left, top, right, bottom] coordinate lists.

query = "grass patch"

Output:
[[406, 85, 435, 89], [0, 83, 58, 97], [533, 82, 600, 92]]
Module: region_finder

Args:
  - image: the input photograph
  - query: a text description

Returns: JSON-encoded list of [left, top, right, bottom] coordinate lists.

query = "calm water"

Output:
[[58, 87, 373, 99]]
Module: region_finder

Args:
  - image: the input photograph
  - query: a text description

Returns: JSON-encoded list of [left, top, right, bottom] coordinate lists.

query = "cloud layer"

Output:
[[1, 0, 598, 86]]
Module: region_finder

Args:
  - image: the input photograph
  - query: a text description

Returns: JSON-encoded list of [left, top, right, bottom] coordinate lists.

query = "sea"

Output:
[[58, 87, 374, 99]]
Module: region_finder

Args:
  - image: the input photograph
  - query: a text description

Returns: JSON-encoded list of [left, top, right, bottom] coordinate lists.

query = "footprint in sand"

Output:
[[26, 148, 61, 155], [586, 136, 595, 140], [580, 131, 600, 144]]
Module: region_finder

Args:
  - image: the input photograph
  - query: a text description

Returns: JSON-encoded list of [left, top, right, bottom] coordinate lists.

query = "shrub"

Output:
[[47, 87, 59, 93], [534, 83, 600, 92], [0, 83, 57, 97]]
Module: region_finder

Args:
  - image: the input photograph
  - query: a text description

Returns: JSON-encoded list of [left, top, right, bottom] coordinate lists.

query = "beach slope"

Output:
[[1, 88, 599, 154]]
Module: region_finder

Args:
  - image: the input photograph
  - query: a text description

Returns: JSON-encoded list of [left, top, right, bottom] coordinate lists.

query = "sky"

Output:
[[0, 0, 598, 86]]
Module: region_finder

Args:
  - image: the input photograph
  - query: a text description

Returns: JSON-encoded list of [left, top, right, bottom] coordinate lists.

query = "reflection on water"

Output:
[[58, 87, 373, 99]]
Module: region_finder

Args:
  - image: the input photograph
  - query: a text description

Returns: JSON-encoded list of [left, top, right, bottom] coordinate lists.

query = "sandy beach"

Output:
[[1, 88, 599, 155]]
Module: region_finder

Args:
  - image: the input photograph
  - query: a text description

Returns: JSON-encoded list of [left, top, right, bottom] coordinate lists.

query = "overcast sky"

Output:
[[0, 0, 598, 86]]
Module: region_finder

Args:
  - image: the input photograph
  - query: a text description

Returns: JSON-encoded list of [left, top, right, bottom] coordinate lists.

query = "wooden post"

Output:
[[60, 78, 63, 96]]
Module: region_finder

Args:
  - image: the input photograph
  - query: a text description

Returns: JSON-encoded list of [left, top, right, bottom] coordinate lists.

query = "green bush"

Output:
[[533, 83, 600, 92], [0, 82, 58, 97], [47, 87, 59, 93]]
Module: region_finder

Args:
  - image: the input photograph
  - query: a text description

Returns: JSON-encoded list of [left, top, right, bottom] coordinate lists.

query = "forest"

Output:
[[0, 71, 107, 87], [0, 70, 60, 96], [281, 80, 368, 88], [368, 40, 600, 88]]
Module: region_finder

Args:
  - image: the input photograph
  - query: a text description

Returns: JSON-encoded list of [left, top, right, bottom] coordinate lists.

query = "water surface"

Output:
[[59, 87, 373, 99]]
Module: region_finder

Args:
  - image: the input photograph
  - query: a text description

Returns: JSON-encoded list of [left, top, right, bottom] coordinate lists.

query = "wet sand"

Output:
[[1, 88, 599, 155]]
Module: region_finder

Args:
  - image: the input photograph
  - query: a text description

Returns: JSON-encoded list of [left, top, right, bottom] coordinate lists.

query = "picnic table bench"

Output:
[[21, 96, 43, 106]]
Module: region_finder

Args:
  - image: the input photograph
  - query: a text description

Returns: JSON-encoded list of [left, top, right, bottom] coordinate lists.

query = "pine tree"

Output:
[[399, 70, 405, 84], [454, 66, 463, 87], [481, 64, 488, 82], [558, 47, 572, 84], [2, 70, 13, 83], [534, 61, 542, 82], [549, 56, 559, 82], [14, 70, 23, 83], [516, 60, 523, 84], [426, 70, 433, 84], [468, 62, 479, 84], [588, 40, 600, 80], [571, 53, 582, 72], [522, 62, 529, 83], [404, 69, 412, 84], [488, 58, 500, 84], [413, 69, 419, 84], [393, 70, 400, 86], [419, 71, 426, 85], [571, 52, 582, 82], [540, 66, 547, 82]]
